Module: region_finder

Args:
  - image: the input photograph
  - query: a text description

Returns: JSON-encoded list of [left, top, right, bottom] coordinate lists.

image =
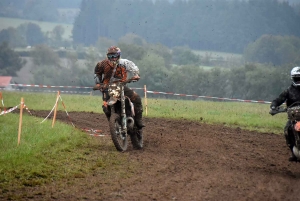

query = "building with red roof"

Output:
[[0, 76, 12, 89]]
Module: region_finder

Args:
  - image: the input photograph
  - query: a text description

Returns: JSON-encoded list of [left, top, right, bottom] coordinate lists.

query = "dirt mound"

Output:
[[3, 110, 300, 201]]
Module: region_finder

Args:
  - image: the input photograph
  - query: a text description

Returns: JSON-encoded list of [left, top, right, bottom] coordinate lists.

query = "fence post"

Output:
[[18, 97, 24, 146], [52, 91, 60, 128], [144, 85, 148, 116]]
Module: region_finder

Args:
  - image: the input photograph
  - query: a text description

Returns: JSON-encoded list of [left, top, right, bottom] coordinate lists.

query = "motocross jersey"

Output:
[[271, 85, 300, 107], [94, 58, 140, 84]]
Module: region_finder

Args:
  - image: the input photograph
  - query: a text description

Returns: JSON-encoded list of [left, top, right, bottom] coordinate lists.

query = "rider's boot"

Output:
[[288, 144, 297, 162], [102, 104, 111, 121], [284, 128, 297, 162], [288, 149, 297, 162], [289, 154, 297, 162], [284, 129, 291, 147], [134, 108, 145, 130]]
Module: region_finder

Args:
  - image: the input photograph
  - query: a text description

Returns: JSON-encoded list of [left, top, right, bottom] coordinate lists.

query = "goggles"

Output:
[[107, 53, 120, 59]]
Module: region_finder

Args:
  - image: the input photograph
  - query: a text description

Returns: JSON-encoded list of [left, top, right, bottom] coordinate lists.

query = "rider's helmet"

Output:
[[106, 46, 121, 63], [291, 66, 300, 87]]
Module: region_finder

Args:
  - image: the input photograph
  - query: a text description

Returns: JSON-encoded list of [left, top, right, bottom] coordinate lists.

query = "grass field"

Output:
[[1, 91, 285, 133], [0, 17, 73, 40], [0, 90, 286, 191]]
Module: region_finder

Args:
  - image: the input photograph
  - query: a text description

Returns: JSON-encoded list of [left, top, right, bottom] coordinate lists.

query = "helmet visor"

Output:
[[107, 53, 120, 59], [293, 76, 300, 84]]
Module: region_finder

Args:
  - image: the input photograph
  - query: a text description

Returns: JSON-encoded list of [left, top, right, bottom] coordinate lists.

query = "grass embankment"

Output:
[[0, 91, 134, 195], [0, 91, 286, 192], [147, 98, 285, 134]]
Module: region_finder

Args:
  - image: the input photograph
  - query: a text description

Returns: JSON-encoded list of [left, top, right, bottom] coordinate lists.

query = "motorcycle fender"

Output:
[[107, 97, 118, 106], [294, 122, 300, 131]]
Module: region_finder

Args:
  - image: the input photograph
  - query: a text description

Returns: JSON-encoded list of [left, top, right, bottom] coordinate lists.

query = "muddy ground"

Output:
[[2, 110, 300, 201]]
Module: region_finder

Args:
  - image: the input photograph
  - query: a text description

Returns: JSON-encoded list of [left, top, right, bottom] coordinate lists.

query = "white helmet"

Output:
[[291, 66, 300, 86]]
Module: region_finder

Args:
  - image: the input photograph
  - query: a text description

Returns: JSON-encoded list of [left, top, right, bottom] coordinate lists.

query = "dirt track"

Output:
[[3, 111, 300, 201]]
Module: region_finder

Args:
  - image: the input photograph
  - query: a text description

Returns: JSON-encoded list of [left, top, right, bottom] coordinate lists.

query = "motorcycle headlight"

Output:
[[108, 83, 121, 98]]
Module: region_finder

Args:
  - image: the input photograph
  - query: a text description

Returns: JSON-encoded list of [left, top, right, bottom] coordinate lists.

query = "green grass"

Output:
[[1, 91, 102, 112], [0, 114, 86, 184], [146, 98, 285, 134], [0, 17, 73, 40], [0, 91, 286, 191], [0, 91, 134, 192], [0, 112, 133, 192], [1, 91, 285, 133]]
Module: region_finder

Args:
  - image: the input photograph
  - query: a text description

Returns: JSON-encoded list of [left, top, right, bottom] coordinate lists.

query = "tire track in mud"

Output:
[[4, 110, 300, 201]]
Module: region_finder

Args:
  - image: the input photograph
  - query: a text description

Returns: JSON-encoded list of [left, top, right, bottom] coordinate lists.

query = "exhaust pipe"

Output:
[[127, 117, 135, 129]]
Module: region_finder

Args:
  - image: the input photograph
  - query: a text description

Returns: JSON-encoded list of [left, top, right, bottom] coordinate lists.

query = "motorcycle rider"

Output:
[[93, 46, 145, 131], [270, 66, 300, 162]]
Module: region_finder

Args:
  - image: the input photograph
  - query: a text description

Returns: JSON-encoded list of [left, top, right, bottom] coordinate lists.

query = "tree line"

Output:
[[1, 40, 297, 101], [0, 0, 299, 101], [0, 22, 71, 49], [0, 0, 81, 23], [73, 0, 300, 53]]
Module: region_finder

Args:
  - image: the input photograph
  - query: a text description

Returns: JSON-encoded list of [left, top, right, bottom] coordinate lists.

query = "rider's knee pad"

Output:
[[102, 105, 111, 116], [284, 129, 289, 137]]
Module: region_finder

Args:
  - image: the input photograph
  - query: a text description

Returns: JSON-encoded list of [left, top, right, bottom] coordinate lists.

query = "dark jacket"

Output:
[[94, 59, 127, 84], [271, 85, 300, 108], [94, 59, 140, 85]]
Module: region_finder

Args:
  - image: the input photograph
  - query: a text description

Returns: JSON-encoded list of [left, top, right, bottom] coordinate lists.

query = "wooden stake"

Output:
[[144, 85, 148, 116], [52, 91, 60, 128], [18, 97, 24, 146]]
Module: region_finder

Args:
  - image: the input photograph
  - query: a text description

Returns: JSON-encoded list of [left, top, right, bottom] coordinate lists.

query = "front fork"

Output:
[[120, 85, 127, 134]]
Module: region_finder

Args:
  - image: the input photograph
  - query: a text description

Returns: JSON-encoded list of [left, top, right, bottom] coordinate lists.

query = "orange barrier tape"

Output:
[[82, 128, 108, 137], [0, 105, 19, 116], [82, 128, 103, 133], [59, 95, 74, 127], [23, 104, 32, 115], [88, 133, 108, 137]]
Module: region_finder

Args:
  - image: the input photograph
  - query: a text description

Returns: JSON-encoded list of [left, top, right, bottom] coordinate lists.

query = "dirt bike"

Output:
[[95, 78, 143, 152], [270, 102, 300, 160]]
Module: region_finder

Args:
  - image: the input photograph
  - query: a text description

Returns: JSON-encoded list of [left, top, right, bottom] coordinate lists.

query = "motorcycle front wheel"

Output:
[[109, 113, 128, 152]]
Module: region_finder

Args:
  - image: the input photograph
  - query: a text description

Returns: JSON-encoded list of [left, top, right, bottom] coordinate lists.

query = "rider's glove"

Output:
[[269, 105, 278, 116], [92, 84, 100, 91], [93, 84, 107, 91], [131, 75, 140, 82], [99, 84, 107, 92]]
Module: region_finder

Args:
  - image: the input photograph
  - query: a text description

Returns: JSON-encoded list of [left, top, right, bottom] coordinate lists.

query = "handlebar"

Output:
[[269, 101, 300, 116], [115, 78, 137, 84], [269, 107, 287, 116], [92, 78, 137, 91]]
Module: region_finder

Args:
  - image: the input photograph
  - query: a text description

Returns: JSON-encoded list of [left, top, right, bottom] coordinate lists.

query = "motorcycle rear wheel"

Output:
[[109, 113, 128, 152]]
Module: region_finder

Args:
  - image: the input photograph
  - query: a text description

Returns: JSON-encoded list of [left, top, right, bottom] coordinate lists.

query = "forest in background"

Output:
[[0, 0, 300, 101], [0, 0, 300, 53], [73, 0, 300, 53]]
